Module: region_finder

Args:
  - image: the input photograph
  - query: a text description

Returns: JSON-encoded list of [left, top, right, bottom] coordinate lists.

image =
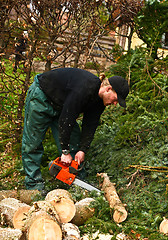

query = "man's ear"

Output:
[[106, 85, 112, 92]]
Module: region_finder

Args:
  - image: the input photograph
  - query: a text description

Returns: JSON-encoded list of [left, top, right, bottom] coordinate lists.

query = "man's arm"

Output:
[[79, 102, 105, 153], [58, 92, 82, 151]]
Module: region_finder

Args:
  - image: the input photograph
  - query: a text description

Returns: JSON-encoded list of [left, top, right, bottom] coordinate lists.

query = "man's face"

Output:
[[102, 88, 118, 106]]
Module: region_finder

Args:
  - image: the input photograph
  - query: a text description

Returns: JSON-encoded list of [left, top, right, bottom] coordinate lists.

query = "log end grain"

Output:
[[50, 197, 76, 223], [0, 198, 30, 228], [159, 217, 168, 234], [0, 190, 17, 202], [28, 216, 62, 240], [13, 206, 31, 229], [113, 207, 128, 223]]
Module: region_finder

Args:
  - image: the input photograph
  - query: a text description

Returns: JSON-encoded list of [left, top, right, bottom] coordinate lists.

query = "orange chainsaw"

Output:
[[49, 157, 100, 192]]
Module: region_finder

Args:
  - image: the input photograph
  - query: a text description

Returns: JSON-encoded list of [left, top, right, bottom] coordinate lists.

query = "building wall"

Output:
[[116, 27, 168, 58]]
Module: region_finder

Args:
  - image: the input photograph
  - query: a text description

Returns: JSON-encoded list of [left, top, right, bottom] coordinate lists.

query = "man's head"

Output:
[[99, 75, 129, 107], [108, 76, 129, 107]]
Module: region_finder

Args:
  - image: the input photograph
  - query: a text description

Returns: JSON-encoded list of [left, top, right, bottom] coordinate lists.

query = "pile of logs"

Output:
[[0, 173, 128, 240], [0, 189, 86, 239]]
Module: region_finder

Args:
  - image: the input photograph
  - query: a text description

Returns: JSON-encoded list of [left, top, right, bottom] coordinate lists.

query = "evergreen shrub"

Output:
[[104, 47, 168, 147]]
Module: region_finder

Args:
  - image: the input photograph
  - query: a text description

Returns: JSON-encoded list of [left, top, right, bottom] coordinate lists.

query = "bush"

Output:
[[105, 47, 168, 147]]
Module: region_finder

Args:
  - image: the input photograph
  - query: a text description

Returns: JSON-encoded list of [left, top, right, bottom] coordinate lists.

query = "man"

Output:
[[22, 68, 129, 190]]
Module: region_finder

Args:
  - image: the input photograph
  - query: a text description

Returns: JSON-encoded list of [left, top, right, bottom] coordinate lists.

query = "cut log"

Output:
[[97, 173, 127, 223], [62, 223, 80, 240], [45, 189, 76, 223], [0, 189, 41, 204], [0, 227, 24, 240], [71, 198, 95, 226], [17, 189, 41, 204], [13, 206, 31, 229], [0, 190, 17, 201], [50, 197, 76, 223], [24, 210, 62, 240], [159, 217, 168, 234], [23, 201, 62, 240], [24, 200, 61, 224], [0, 198, 30, 228], [45, 189, 73, 201]]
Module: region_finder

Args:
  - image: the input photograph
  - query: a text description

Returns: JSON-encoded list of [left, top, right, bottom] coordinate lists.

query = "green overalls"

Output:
[[22, 75, 81, 190]]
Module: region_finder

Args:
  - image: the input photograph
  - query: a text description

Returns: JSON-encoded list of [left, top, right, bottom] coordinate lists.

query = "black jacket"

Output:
[[38, 68, 105, 153]]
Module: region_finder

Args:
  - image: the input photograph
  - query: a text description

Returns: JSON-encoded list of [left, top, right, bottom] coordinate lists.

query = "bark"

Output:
[[159, 217, 168, 234], [0, 190, 17, 201], [0, 227, 24, 240], [45, 189, 76, 223], [17, 190, 41, 204], [0, 190, 41, 204], [62, 223, 80, 240], [0, 198, 30, 228], [45, 189, 73, 201], [97, 173, 127, 223], [81, 230, 114, 240], [71, 198, 95, 226]]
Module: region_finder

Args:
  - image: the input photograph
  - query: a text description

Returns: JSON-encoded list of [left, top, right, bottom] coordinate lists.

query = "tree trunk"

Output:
[[0, 198, 30, 228], [97, 173, 127, 223], [0, 190, 97, 238], [71, 198, 95, 226], [127, 27, 134, 51]]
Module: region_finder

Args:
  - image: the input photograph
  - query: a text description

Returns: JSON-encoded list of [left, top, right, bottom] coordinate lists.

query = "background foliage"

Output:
[[0, 0, 168, 239]]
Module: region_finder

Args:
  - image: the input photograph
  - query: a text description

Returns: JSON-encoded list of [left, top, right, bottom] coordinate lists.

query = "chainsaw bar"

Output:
[[73, 178, 101, 192]]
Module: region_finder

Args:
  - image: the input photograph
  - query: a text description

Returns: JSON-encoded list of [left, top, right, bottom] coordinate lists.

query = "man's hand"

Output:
[[61, 153, 73, 164], [75, 151, 85, 165]]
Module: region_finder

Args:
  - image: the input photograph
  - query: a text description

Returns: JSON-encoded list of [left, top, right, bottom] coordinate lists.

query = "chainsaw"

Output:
[[49, 157, 100, 192]]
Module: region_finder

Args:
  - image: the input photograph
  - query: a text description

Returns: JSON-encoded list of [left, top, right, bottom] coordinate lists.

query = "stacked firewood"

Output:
[[0, 188, 93, 239], [0, 173, 129, 240]]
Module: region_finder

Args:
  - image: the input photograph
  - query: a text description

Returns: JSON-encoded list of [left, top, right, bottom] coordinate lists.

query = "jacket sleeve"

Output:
[[79, 102, 104, 153], [58, 92, 83, 150]]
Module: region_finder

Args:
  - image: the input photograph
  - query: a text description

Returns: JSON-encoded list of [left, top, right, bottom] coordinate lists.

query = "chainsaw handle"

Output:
[[53, 156, 84, 172], [69, 166, 78, 174], [55, 157, 71, 167]]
